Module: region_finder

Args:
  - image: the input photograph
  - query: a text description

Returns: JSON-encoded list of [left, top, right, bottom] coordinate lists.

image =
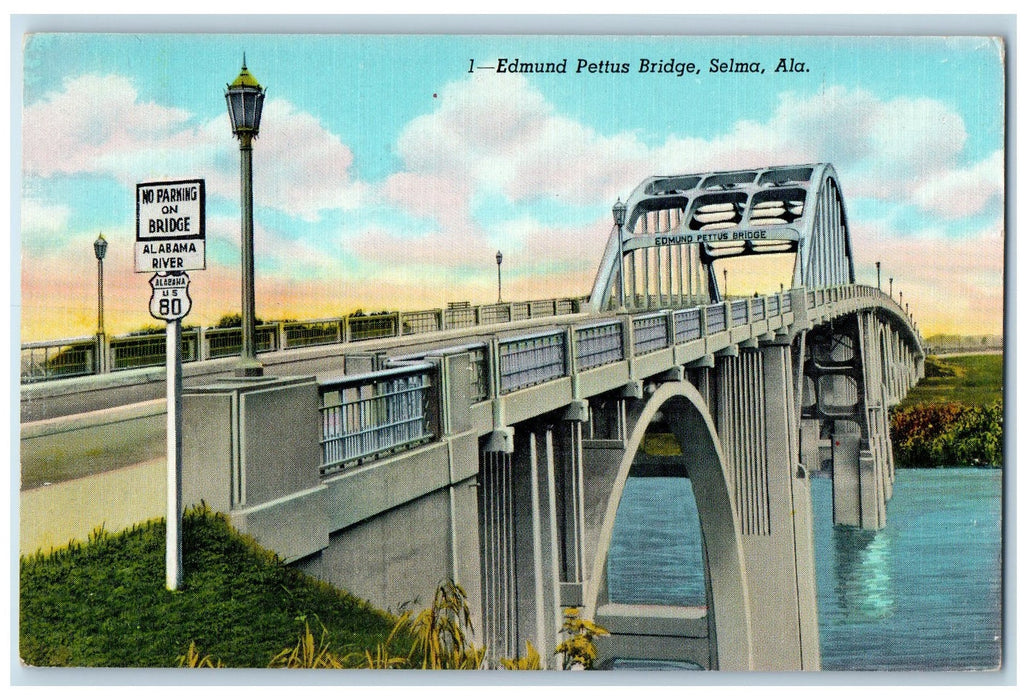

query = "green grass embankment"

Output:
[[889, 354, 1003, 468], [898, 354, 1003, 407], [20, 506, 411, 668]]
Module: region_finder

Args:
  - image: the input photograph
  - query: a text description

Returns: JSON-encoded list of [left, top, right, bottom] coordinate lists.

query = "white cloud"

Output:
[[911, 150, 1004, 218], [20, 199, 70, 245], [23, 74, 368, 222], [23, 74, 192, 178]]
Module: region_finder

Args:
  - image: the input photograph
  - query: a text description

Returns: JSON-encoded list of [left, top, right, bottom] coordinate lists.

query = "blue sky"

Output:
[[19, 33, 1005, 339]]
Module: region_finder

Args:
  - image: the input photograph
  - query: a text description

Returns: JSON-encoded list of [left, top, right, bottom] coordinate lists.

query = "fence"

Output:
[[21, 295, 586, 384], [319, 363, 435, 476], [498, 331, 567, 393], [575, 322, 624, 371], [310, 286, 908, 476], [633, 313, 669, 355], [21, 337, 99, 383]]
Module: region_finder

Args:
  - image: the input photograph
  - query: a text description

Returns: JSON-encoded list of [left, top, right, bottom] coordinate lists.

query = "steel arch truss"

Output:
[[588, 163, 856, 310]]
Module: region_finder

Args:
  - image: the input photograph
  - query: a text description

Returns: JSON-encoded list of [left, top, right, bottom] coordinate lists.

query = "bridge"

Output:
[[21, 163, 924, 670]]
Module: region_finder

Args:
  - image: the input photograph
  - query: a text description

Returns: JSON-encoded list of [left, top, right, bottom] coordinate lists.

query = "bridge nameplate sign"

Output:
[[135, 179, 206, 272]]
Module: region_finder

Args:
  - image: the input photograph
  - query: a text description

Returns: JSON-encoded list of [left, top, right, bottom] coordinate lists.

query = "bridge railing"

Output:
[[575, 321, 625, 371], [308, 285, 925, 475], [318, 362, 436, 476], [730, 299, 749, 326], [20, 295, 587, 384], [673, 308, 702, 343], [633, 312, 670, 355], [110, 329, 202, 370], [707, 303, 728, 334], [498, 330, 568, 393], [20, 336, 101, 383]]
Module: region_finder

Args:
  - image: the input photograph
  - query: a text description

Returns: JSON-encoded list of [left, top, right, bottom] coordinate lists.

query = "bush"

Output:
[[890, 401, 1003, 467]]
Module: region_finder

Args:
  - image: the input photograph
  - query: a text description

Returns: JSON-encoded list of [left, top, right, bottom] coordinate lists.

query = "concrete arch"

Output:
[[585, 380, 754, 670]]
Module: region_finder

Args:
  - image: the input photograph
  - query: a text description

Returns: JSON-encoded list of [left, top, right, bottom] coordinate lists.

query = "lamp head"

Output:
[[93, 233, 107, 261], [225, 56, 266, 138], [612, 198, 627, 227]]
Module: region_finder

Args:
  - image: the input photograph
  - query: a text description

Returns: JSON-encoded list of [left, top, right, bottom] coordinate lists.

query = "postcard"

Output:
[[15, 22, 1007, 678]]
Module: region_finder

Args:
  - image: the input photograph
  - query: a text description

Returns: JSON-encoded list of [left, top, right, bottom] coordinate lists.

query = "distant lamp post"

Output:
[[875, 261, 881, 290], [722, 269, 728, 299], [496, 250, 504, 303], [613, 198, 627, 309], [889, 277, 894, 298], [93, 233, 107, 373], [225, 55, 266, 377]]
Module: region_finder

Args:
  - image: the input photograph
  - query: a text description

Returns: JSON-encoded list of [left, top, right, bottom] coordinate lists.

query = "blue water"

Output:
[[607, 468, 1003, 670]]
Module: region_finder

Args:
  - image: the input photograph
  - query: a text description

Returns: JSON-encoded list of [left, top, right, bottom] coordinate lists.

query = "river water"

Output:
[[607, 468, 1003, 671]]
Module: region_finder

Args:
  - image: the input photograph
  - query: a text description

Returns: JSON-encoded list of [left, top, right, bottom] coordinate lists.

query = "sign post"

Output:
[[136, 179, 205, 591]]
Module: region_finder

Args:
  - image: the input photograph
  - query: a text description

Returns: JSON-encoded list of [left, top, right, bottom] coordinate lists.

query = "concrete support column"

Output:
[[510, 428, 562, 664], [480, 426, 563, 667], [551, 420, 587, 593], [581, 398, 628, 586], [715, 347, 820, 670], [759, 342, 820, 670], [479, 449, 517, 662]]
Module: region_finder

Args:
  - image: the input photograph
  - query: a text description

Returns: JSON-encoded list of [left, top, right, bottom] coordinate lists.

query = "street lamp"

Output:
[[876, 261, 881, 290], [496, 250, 503, 303], [93, 233, 107, 373], [225, 56, 266, 377], [723, 269, 728, 299], [612, 198, 627, 309], [889, 277, 893, 298]]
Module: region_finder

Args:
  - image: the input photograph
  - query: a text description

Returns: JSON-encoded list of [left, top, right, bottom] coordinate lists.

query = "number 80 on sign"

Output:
[[149, 272, 193, 321]]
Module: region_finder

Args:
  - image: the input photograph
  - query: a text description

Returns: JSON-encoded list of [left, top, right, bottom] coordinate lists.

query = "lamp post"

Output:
[[496, 250, 503, 303], [889, 277, 893, 298], [613, 198, 627, 309], [723, 269, 728, 299], [225, 56, 266, 377], [876, 261, 881, 290], [93, 233, 107, 373]]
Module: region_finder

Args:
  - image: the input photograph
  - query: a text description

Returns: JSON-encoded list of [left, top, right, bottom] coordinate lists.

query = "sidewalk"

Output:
[[19, 458, 165, 556]]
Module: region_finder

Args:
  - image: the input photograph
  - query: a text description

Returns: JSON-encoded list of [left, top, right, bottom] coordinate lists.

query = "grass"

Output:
[[19, 506, 412, 668], [898, 354, 1004, 408]]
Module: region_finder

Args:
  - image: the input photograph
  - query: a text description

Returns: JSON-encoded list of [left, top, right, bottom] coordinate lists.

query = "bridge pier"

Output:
[[714, 344, 820, 670], [805, 311, 898, 530], [479, 424, 564, 666]]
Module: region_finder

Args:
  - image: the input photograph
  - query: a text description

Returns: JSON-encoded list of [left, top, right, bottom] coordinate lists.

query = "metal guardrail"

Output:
[[751, 297, 765, 321], [308, 286, 922, 476], [498, 331, 567, 393], [20, 295, 586, 383], [318, 362, 435, 476], [284, 319, 342, 348], [20, 337, 99, 383], [205, 325, 278, 360], [576, 321, 624, 371], [707, 303, 727, 334], [110, 330, 200, 370], [673, 308, 701, 343], [730, 299, 749, 326], [633, 313, 669, 355]]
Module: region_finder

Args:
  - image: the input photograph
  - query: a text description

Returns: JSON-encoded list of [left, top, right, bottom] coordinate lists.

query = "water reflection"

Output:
[[831, 526, 894, 621]]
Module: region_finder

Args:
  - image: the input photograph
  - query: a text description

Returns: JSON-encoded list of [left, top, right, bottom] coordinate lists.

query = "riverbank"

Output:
[[889, 354, 1004, 468]]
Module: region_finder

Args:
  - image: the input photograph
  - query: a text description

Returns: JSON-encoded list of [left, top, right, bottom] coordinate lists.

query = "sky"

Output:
[[17, 32, 1006, 341]]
